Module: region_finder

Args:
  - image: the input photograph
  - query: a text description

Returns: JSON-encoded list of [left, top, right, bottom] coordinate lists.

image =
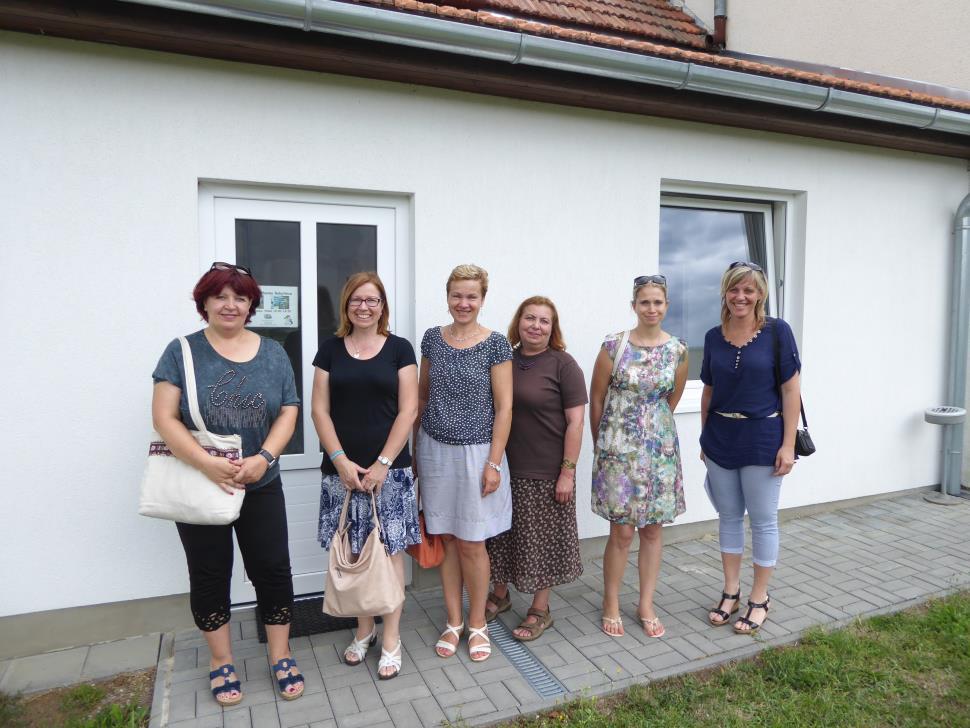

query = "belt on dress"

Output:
[[715, 411, 781, 419]]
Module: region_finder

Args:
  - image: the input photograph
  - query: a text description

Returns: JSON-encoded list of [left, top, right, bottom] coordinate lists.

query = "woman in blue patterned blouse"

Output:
[[414, 264, 513, 663]]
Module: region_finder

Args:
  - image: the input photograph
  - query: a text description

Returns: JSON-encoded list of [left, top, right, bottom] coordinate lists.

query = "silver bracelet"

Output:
[[486, 461, 502, 473]]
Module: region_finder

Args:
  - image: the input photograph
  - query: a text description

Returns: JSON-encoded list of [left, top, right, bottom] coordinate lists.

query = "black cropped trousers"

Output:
[[176, 476, 294, 631]]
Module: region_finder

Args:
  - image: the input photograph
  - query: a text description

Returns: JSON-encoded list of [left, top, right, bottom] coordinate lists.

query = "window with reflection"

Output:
[[659, 199, 775, 380]]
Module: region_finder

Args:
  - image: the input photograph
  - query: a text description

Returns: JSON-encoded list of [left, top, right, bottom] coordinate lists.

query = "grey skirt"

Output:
[[416, 428, 511, 542]]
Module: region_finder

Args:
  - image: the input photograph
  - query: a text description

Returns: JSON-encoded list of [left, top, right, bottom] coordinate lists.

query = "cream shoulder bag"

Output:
[[323, 491, 405, 617], [138, 336, 245, 525]]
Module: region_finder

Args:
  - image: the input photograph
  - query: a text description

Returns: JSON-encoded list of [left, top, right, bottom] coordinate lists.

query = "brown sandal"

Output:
[[512, 608, 554, 642], [484, 590, 511, 622]]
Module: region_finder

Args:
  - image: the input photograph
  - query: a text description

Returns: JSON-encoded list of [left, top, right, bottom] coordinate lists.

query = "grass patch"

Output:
[[505, 592, 970, 728], [0, 668, 153, 728]]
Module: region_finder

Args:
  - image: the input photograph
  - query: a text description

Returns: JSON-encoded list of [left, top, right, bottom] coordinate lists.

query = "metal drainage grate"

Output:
[[465, 597, 566, 699]]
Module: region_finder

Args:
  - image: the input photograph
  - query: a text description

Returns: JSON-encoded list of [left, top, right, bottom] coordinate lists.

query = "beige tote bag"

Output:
[[138, 336, 244, 525], [323, 491, 405, 617]]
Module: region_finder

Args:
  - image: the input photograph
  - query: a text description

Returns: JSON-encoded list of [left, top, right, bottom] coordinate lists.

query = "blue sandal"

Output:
[[272, 657, 305, 701], [209, 663, 243, 707]]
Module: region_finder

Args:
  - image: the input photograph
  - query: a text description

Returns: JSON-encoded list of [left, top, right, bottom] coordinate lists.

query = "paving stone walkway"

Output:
[[150, 492, 970, 728]]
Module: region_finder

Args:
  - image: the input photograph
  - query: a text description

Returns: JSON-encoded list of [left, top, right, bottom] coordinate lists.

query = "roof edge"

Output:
[[111, 0, 969, 137]]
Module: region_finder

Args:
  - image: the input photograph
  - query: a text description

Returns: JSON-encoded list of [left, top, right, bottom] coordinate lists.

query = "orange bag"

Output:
[[407, 512, 445, 569]]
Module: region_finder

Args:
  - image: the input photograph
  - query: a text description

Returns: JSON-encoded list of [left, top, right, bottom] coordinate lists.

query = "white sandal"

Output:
[[344, 626, 377, 665], [434, 622, 463, 658], [378, 640, 402, 680], [467, 624, 491, 662]]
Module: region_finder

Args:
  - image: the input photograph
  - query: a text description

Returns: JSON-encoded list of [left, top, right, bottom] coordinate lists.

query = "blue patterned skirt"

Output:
[[317, 467, 421, 556]]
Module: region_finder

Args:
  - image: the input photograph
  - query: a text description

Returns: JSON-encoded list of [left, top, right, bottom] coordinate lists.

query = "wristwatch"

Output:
[[258, 449, 278, 468], [377, 455, 392, 467]]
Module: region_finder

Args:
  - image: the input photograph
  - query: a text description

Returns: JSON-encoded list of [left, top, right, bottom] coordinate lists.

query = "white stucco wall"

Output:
[[1, 30, 966, 617], [685, 0, 970, 92]]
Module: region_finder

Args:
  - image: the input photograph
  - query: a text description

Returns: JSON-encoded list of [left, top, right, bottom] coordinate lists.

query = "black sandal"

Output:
[[708, 587, 741, 626], [734, 596, 770, 635]]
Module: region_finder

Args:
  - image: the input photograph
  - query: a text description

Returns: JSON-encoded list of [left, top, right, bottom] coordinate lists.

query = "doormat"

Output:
[[254, 597, 381, 643]]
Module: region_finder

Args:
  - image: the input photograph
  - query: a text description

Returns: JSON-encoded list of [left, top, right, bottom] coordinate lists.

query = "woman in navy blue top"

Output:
[[700, 262, 801, 635]]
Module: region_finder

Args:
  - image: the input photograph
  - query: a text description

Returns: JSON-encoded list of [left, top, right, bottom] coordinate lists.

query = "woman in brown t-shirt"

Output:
[[484, 296, 588, 641]]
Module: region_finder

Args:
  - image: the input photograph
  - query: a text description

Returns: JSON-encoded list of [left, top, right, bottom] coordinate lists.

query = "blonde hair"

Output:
[[335, 271, 390, 337], [720, 265, 768, 329], [446, 264, 489, 297], [507, 296, 567, 351]]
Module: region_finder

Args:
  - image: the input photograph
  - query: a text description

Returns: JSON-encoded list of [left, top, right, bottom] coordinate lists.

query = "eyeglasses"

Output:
[[210, 261, 252, 276], [729, 261, 764, 273], [634, 274, 667, 286], [348, 296, 383, 309]]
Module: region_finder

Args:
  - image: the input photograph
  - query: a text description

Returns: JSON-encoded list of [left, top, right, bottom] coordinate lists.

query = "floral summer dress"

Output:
[[592, 332, 687, 526]]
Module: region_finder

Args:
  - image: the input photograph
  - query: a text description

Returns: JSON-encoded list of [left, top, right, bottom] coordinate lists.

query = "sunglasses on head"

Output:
[[210, 261, 252, 276], [728, 261, 764, 273], [634, 274, 667, 286]]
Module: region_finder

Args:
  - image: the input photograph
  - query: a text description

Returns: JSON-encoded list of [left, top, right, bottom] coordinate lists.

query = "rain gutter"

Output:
[[116, 0, 970, 137], [945, 193, 970, 495]]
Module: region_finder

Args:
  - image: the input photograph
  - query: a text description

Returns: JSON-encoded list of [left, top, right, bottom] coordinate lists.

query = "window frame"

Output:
[[659, 187, 791, 413]]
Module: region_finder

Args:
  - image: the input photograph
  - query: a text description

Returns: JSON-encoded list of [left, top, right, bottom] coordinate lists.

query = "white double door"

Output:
[[202, 185, 410, 604]]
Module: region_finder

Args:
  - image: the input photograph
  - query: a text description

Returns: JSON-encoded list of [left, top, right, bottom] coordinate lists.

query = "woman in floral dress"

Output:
[[589, 275, 687, 638]]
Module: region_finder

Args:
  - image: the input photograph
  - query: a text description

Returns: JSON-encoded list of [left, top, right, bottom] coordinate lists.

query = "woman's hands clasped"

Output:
[[362, 460, 389, 494], [200, 455, 246, 494]]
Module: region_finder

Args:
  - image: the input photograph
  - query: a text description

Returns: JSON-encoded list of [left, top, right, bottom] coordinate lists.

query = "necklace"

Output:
[[348, 334, 379, 359], [515, 347, 549, 370], [449, 324, 481, 343]]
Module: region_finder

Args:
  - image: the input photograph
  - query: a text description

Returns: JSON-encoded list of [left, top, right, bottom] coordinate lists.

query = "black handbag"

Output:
[[772, 319, 816, 458]]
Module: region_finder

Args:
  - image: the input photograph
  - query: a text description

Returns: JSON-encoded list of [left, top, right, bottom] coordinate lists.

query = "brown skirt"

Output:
[[486, 477, 583, 593]]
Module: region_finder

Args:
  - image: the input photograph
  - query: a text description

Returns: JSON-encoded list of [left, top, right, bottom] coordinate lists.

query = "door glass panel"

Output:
[[316, 223, 378, 348], [235, 219, 303, 455], [659, 206, 769, 380]]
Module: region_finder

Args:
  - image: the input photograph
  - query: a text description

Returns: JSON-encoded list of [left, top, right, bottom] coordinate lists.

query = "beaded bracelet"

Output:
[[486, 461, 502, 473], [330, 449, 345, 460]]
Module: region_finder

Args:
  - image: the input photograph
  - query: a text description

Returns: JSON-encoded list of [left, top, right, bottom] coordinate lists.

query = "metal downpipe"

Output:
[[945, 192, 970, 495]]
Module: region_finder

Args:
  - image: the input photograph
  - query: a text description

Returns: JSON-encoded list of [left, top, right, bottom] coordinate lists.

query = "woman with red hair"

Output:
[[152, 262, 303, 707]]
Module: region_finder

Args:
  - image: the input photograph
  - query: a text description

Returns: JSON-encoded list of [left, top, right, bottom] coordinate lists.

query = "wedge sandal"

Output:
[[734, 596, 770, 635], [271, 657, 305, 701], [209, 663, 243, 707], [709, 586, 741, 626]]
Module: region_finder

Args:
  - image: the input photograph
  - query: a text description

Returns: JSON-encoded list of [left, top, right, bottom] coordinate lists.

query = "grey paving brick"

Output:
[[470, 665, 518, 686], [562, 671, 612, 692], [169, 713, 224, 728], [590, 654, 632, 681], [441, 698, 496, 722], [173, 648, 198, 672], [350, 681, 384, 712], [442, 662, 478, 690], [435, 686, 487, 708], [168, 690, 196, 723], [482, 681, 522, 710], [328, 686, 358, 718], [465, 707, 522, 726], [642, 650, 688, 672], [334, 707, 391, 728], [410, 695, 447, 726], [249, 701, 283, 727], [224, 706, 255, 728], [278, 690, 335, 727]]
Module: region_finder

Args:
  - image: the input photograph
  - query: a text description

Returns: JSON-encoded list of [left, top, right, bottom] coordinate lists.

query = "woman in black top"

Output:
[[311, 271, 420, 680]]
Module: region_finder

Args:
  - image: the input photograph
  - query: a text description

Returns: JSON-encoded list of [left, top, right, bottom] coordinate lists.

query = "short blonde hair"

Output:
[[720, 265, 768, 329], [446, 264, 489, 297]]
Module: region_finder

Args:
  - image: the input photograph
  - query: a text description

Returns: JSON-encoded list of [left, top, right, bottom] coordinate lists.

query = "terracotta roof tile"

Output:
[[341, 0, 970, 114]]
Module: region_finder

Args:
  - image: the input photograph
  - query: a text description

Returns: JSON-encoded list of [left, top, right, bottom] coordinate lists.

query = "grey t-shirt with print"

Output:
[[152, 330, 300, 489]]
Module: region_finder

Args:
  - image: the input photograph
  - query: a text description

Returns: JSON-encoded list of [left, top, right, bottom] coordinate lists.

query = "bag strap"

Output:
[[771, 320, 808, 429], [612, 329, 630, 378], [178, 336, 211, 435], [336, 490, 385, 538]]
